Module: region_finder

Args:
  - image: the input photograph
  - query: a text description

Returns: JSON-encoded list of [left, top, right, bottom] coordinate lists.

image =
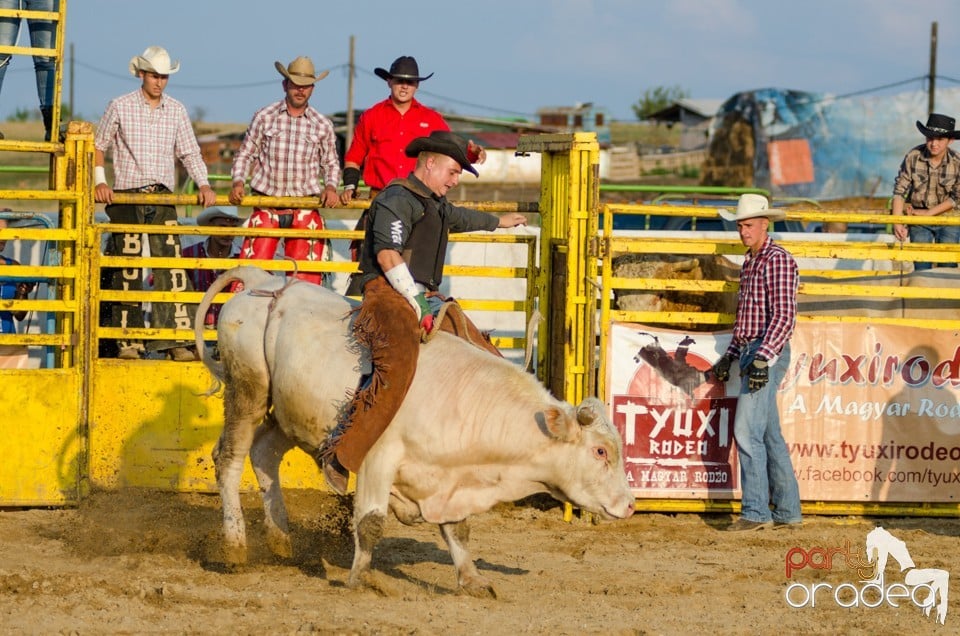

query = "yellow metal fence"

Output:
[[597, 201, 960, 517], [1, 124, 542, 505]]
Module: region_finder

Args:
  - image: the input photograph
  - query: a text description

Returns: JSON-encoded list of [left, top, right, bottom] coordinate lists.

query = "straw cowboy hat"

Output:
[[196, 207, 242, 226], [916, 113, 960, 139], [128, 46, 180, 76], [274, 56, 329, 86], [405, 131, 479, 177], [718, 193, 785, 223], [374, 56, 434, 83]]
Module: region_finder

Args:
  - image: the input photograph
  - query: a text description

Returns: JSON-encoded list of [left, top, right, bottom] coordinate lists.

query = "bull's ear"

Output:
[[539, 407, 580, 442]]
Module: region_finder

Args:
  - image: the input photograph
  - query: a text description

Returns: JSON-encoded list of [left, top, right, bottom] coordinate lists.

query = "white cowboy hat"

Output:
[[718, 193, 785, 223], [196, 207, 242, 226], [274, 56, 329, 86], [129, 46, 180, 76]]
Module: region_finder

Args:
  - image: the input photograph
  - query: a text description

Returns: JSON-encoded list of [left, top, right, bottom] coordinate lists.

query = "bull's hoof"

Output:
[[459, 575, 497, 599], [221, 543, 248, 568], [346, 569, 365, 591], [265, 527, 293, 559], [346, 569, 395, 596], [200, 531, 247, 571]]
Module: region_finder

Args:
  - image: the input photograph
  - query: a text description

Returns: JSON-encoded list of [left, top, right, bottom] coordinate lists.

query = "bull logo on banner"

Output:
[[611, 328, 738, 496]]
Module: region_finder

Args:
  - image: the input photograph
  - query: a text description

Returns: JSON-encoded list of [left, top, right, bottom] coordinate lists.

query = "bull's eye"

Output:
[[594, 446, 608, 461]]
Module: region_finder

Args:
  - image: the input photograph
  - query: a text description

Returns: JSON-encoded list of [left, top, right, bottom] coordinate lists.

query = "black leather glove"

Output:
[[748, 357, 769, 392], [711, 354, 733, 383]]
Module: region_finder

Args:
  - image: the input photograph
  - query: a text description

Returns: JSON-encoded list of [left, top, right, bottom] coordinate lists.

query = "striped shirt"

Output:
[[231, 100, 340, 197], [94, 89, 210, 192], [727, 237, 798, 361], [893, 144, 960, 214]]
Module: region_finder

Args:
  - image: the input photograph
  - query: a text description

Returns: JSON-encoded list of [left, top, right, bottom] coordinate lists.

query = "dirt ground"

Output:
[[1, 490, 958, 635]]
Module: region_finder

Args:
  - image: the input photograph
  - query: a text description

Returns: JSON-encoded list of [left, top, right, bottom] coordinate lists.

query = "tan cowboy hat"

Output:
[[718, 193, 785, 223], [274, 56, 329, 86], [196, 207, 242, 226], [129, 46, 180, 76]]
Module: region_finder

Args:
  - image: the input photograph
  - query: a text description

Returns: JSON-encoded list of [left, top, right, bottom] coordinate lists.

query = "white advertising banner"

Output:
[[607, 322, 960, 502]]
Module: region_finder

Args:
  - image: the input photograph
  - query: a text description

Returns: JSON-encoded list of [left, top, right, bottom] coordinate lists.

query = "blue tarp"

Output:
[[707, 87, 960, 200]]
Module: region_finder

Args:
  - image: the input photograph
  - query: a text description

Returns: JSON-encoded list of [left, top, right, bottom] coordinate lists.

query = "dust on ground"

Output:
[[1, 489, 957, 635]]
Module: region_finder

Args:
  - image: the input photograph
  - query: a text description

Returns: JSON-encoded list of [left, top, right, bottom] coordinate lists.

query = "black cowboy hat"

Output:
[[405, 131, 479, 177], [374, 56, 434, 83], [916, 113, 960, 139]]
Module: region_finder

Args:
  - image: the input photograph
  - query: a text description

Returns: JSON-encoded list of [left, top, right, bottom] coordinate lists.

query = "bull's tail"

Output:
[[194, 265, 278, 395], [523, 309, 542, 372]]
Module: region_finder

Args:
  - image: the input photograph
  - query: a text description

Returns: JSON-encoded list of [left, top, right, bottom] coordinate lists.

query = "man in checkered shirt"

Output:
[[710, 194, 802, 532], [93, 46, 217, 362], [228, 56, 340, 286]]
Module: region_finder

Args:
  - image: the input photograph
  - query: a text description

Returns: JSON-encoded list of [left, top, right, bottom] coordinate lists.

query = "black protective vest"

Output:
[[358, 178, 450, 291]]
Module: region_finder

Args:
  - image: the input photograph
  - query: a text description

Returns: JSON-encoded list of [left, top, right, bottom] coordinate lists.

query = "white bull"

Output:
[[194, 266, 634, 597]]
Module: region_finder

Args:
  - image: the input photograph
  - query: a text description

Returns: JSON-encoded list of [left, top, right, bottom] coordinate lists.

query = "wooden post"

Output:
[[346, 35, 356, 149], [928, 21, 938, 114]]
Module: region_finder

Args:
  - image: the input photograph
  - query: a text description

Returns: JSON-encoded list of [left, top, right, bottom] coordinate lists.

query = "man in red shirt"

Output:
[[339, 56, 484, 203]]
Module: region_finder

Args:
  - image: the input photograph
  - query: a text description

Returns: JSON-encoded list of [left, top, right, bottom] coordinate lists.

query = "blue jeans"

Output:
[[908, 222, 960, 271], [733, 341, 801, 523], [0, 0, 56, 110]]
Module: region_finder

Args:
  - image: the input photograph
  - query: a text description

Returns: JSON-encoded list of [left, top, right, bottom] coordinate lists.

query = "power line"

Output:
[[71, 57, 540, 119], [48, 57, 960, 121], [834, 75, 929, 100]]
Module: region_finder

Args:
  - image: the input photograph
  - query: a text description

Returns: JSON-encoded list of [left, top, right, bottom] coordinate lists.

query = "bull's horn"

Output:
[[576, 399, 600, 426]]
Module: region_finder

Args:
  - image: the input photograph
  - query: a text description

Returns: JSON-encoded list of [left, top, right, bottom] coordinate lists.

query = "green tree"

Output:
[[5, 102, 75, 122], [632, 85, 689, 120]]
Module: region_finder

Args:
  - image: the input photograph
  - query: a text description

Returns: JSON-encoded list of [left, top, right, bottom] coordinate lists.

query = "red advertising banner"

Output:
[[607, 322, 960, 502]]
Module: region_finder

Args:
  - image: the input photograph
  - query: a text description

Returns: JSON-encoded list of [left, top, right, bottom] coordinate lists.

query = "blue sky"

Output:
[[2, 0, 959, 125]]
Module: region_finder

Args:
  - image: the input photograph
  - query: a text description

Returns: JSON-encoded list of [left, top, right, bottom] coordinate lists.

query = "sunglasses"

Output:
[[392, 78, 419, 87]]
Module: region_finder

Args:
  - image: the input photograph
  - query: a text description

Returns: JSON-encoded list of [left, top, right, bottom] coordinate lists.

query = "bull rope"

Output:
[[247, 258, 303, 311], [421, 300, 474, 345]]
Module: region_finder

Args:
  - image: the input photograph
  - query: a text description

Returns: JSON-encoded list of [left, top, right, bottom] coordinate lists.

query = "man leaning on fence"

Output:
[[891, 113, 960, 271], [228, 56, 340, 287], [93, 46, 216, 361]]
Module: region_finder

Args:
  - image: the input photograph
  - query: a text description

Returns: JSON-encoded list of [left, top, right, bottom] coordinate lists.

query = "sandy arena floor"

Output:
[[1, 489, 957, 635]]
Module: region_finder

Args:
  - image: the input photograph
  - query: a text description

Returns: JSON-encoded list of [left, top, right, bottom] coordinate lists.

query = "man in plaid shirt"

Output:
[[93, 45, 217, 362], [228, 56, 340, 286], [711, 194, 802, 532], [891, 112, 960, 270]]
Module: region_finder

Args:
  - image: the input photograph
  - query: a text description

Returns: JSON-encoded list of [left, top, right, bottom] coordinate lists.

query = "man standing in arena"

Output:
[[710, 194, 802, 531]]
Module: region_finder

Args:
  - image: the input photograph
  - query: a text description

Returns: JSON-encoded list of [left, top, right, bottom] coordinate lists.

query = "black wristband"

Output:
[[343, 167, 361, 190]]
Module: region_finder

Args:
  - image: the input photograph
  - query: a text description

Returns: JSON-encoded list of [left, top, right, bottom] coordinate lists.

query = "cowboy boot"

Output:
[[41, 107, 53, 141]]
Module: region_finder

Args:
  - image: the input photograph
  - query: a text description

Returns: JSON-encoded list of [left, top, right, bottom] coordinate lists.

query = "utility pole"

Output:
[[69, 42, 74, 118], [928, 21, 938, 114], [346, 35, 355, 149]]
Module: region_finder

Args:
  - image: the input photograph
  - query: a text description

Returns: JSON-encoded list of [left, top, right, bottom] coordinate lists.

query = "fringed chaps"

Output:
[[330, 277, 503, 471]]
